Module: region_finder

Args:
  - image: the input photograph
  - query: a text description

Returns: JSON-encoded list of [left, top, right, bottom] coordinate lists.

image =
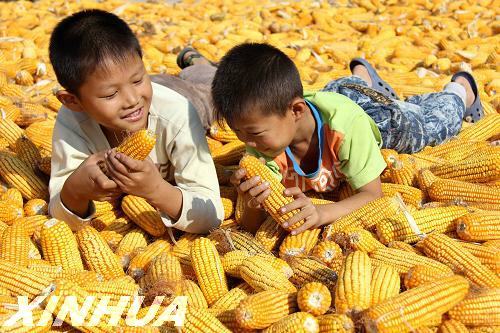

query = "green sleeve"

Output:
[[338, 115, 386, 190], [245, 146, 283, 182]]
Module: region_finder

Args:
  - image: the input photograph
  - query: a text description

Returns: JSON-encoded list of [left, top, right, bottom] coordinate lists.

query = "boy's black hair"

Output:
[[211, 43, 303, 126], [49, 9, 142, 95]]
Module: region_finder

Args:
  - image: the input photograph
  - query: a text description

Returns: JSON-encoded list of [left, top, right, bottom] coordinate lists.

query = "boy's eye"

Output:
[[133, 77, 143, 84], [102, 91, 117, 99]]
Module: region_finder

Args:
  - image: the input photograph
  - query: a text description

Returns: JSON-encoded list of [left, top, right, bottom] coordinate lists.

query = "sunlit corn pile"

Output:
[[0, 0, 499, 332]]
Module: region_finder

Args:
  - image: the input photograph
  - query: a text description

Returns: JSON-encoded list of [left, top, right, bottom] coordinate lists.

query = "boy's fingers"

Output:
[[251, 188, 271, 207], [116, 153, 141, 171], [282, 205, 312, 228], [280, 197, 308, 214], [283, 187, 306, 198], [247, 181, 269, 197], [94, 173, 118, 191], [290, 219, 316, 235], [106, 152, 129, 175], [239, 176, 262, 193]]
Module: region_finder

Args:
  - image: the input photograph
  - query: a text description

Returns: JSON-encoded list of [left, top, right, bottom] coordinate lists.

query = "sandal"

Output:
[[176, 46, 216, 69], [451, 71, 483, 123], [349, 58, 399, 100]]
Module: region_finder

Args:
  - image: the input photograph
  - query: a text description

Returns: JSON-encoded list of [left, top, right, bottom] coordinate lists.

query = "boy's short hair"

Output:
[[211, 43, 303, 126], [49, 9, 142, 95]]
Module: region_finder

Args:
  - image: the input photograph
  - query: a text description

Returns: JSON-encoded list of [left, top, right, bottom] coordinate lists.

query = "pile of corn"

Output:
[[0, 0, 499, 332]]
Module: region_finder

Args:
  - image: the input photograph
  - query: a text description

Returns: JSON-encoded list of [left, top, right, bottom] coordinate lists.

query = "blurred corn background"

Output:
[[0, 0, 499, 332]]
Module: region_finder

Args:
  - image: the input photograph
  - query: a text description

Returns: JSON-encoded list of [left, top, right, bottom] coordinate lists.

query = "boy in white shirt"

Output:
[[48, 9, 223, 233]]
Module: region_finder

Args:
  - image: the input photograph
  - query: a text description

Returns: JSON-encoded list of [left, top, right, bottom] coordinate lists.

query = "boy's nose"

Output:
[[123, 87, 140, 108]]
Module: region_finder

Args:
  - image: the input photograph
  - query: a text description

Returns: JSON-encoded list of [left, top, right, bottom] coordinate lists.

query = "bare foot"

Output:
[[183, 50, 210, 66], [352, 64, 372, 87], [453, 76, 475, 108]]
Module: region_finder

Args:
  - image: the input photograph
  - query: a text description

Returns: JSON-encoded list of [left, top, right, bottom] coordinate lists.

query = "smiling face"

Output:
[[69, 53, 153, 137], [231, 106, 298, 158]]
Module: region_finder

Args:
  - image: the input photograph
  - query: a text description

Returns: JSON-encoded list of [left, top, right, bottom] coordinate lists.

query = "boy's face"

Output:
[[232, 106, 297, 158], [61, 53, 152, 136]]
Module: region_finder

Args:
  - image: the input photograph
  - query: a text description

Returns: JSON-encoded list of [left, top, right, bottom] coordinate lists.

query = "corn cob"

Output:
[[389, 154, 417, 186], [430, 153, 500, 183], [387, 240, 422, 254], [23, 198, 48, 216], [403, 264, 454, 289], [80, 279, 140, 306], [212, 140, 246, 165], [59, 270, 103, 285], [345, 228, 385, 252], [240, 255, 297, 292], [209, 228, 271, 255], [90, 209, 123, 231], [317, 314, 354, 333], [221, 197, 234, 219], [427, 177, 500, 207], [114, 227, 148, 262], [40, 218, 84, 271], [420, 233, 500, 287], [363, 275, 469, 333], [140, 252, 182, 289], [99, 217, 133, 251], [221, 250, 252, 277], [210, 285, 249, 311], [43, 94, 62, 111], [483, 239, 500, 248], [234, 193, 245, 223], [448, 288, 500, 326], [459, 241, 499, 273], [457, 113, 500, 141], [468, 327, 500, 333], [76, 225, 125, 280], [93, 200, 119, 217], [335, 251, 372, 315], [438, 319, 469, 333], [0, 200, 23, 223], [36, 156, 51, 175], [115, 129, 156, 160], [311, 240, 343, 270], [369, 264, 400, 307], [0, 84, 27, 100], [279, 228, 321, 258], [177, 307, 231, 333], [0, 259, 53, 299], [180, 279, 209, 309], [263, 312, 319, 333], [322, 196, 401, 239], [255, 215, 287, 251], [0, 187, 23, 208], [209, 120, 239, 142], [288, 257, 338, 288], [297, 282, 331, 316], [381, 183, 424, 207], [206, 308, 254, 333], [220, 218, 238, 229], [0, 118, 24, 148], [455, 211, 500, 241], [121, 195, 166, 237], [206, 136, 224, 153], [0, 307, 53, 332], [235, 290, 298, 329], [376, 206, 468, 244], [0, 223, 30, 267], [0, 151, 49, 200], [127, 239, 171, 279], [369, 247, 453, 276], [190, 237, 228, 306]]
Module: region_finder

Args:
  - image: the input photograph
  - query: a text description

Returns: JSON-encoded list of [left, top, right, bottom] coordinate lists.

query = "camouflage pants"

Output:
[[322, 76, 466, 153]]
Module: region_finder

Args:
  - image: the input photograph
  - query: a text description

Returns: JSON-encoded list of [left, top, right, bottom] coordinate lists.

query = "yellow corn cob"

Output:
[[90, 209, 122, 231], [297, 282, 331, 316], [468, 327, 500, 333], [459, 242, 499, 273], [0, 223, 30, 267], [210, 285, 249, 311], [457, 113, 500, 141], [0, 118, 24, 148], [279, 228, 321, 258], [0, 137, 9, 150], [288, 257, 338, 289], [212, 140, 246, 165], [335, 251, 371, 315], [387, 241, 422, 254], [209, 228, 271, 255], [438, 319, 469, 333], [263, 312, 319, 333], [221, 197, 234, 219], [317, 314, 354, 333], [0, 151, 49, 200], [0, 307, 53, 332], [40, 218, 84, 271], [0, 188, 22, 209], [121, 195, 167, 237], [93, 200, 119, 217], [116, 129, 156, 160], [345, 228, 385, 252], [190, 237, 228, 306], [370, 265, 400, 306], [448, 288, 500, 327], [255, 215, 287, 251], [430, 153, 500, 183], [25, 119, 54, 154], [127, 239, 172, 279], [140, 252, 183, 289], [80, 279, 139, 307], [369, 247, 453, 276], [100, 221, 136, 252], [206, 135, 224, 153], [14, 102, 54, 127], [76, 225, 125, 280], [420, 233, 500, 288], [311, 240, 343, 269], [389, 154, 417, 186], [363, 275, 469, 333], [221, 250, 252, 277], [0, 84, 27, 100], [179, 279, 208, 309], [235, 290, 298, 329], [59, 270, 103, 285], [220, 218, 238, 229], [427, 177, 500, 207], [456, 211, 500, 241], [322, 196, 401, 238], [0, 201, 23, 224], [381, 183, 424, 207], [23, 198, 48, 216], [43, 94, 62, 111], [176, 307, 231, 333], [376, 206, 468, 244], [209, 120, 239, 142], [483, 239, 500, 248], [240, 255, 296, 292], [36, 155, 51, 175], [0, 259, 53, 299], [206, 308, 252, 333]]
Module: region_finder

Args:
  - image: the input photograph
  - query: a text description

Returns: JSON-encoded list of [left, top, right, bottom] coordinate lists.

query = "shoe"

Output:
[[176, 46, 216, 69], [451, 71, 483, 123], [349, 58, 399, 100]]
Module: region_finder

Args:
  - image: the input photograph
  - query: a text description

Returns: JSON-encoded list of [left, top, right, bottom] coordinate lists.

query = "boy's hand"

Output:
[[65, 151, 122, 202], [280, 187, 328, 235], [104, 149, 164, 200], [230, 167, 270, 209]]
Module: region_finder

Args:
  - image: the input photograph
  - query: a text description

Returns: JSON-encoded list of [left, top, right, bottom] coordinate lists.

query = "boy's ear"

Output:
[[290, 97, 308, 120], [56, 90, 84, 112]]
